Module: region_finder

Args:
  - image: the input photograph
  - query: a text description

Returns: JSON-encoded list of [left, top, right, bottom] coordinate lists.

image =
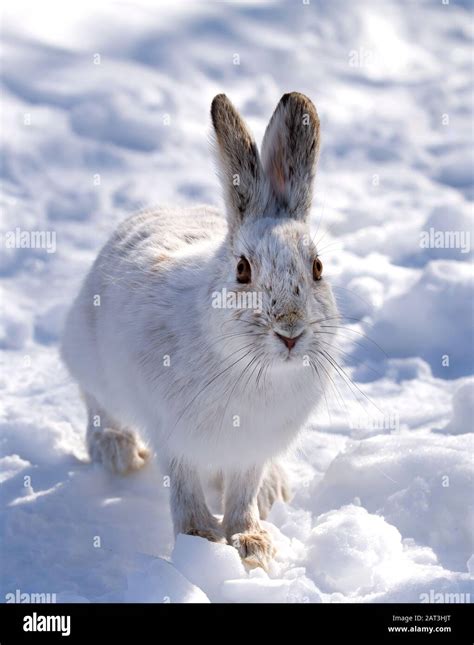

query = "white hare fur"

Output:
[[61, 93, 338, 569]]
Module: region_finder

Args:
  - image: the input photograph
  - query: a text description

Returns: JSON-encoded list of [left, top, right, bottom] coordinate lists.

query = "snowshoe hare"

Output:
[[62, 92, 338, 569]]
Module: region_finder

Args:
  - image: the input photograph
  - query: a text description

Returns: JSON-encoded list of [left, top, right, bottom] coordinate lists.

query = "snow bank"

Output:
[[172, 534, 246, 602], [309, 434, 473, 572], [125, 557, 210, 603], [369, 261, 473, 378], [306, 505, 404, 594], [443, 380, 474, 435]]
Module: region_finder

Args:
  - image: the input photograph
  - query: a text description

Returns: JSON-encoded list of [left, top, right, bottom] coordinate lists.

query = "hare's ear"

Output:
[[211, 94, 267, 232], [261, 92, 320, 220]]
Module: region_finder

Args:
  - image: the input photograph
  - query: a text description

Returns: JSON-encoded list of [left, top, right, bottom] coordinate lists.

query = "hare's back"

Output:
[[109, 205, 227, 259]]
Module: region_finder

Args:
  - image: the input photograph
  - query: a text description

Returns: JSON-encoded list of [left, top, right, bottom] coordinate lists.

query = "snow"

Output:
[[307, 434, 473, 573], [306, 505, 408, 595], [172, 534, 246, 602], [369, 261, 473, 378], [442, 380, 474, 436], [1, 0, 472, 604]]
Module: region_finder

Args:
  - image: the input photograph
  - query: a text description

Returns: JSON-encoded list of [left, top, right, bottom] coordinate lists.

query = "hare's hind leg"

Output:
[[257, 461, 292, 520], [83, 392, 150, 474]]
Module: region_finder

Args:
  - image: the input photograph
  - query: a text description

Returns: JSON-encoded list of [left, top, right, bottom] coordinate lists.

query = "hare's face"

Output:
[[227, 217, 338, 364], [210, 92, 336, 370]]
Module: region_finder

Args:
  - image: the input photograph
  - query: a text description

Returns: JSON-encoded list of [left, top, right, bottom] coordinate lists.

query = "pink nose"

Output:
[[275, 332, 302, 351]]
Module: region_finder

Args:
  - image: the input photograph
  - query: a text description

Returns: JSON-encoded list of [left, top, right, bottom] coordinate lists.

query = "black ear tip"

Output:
[[280, 91, 313, 106], [211, 93, 228, 112], [211, 94, 230, 127], [278, 92, 319, 126], [212, 93, 227, 104]]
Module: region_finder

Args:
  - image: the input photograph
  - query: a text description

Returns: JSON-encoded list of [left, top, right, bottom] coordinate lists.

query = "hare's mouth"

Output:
[[272, 329, 307, 363], [274, 331, 304, 352]]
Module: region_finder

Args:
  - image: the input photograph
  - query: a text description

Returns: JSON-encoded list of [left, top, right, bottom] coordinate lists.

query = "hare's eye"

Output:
[[236, 256, 251, 284], [313, 257, 323, 281]]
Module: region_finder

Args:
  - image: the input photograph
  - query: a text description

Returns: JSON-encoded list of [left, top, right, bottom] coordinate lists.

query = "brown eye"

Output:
[[236, 256, 251, 284], [313, 257, 323, 281]]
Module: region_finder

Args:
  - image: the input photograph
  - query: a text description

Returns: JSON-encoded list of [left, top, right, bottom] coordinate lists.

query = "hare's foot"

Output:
[[185, 525, 226, 543], [224, 466, 277, 570], [84, 392, 150, 475], [88, 427, 150, 475], [231, 528, 275, 571], [257, 461, 291, 520]]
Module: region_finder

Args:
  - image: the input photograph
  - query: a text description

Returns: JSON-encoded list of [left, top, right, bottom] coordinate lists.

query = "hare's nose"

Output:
[[275, 331, 303, 351]]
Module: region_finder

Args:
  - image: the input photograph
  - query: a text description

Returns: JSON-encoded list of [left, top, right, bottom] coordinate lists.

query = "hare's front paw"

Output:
[[88, 428, 150, 475], [231, 528, 275, 570], [185, 527, 226, 543], [176, 511, 226, 544]]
